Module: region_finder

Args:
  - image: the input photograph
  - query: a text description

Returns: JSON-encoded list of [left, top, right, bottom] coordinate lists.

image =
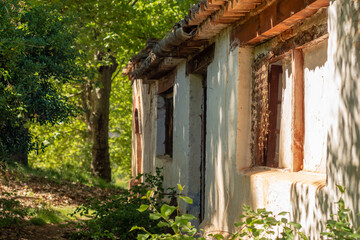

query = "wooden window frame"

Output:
[[261, 49, 305, 171], [291, 49, 304, 172]]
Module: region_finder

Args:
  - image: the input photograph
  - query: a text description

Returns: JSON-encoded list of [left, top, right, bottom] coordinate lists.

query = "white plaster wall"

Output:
[[158, 64, 204, 220], [326, 0, 360, 226], [160, 62, 190, 196], [303, 40, 330, 173], [202, 29, 243, 232], [279, 58, 293, 170]]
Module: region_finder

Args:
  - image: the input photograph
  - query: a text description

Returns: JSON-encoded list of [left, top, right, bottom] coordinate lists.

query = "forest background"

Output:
[[2, 0, 198, 185]]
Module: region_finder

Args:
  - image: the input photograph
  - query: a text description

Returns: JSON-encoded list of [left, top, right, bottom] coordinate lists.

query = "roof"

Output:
[[124, 0, 329, 81]]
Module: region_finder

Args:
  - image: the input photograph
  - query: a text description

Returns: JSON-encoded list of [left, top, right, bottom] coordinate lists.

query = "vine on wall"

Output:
[[251, 58, 270, 166]]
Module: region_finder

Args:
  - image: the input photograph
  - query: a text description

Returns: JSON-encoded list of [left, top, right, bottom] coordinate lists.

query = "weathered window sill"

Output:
[[239, 166, 326, 189], [156, 155, 173, 162]]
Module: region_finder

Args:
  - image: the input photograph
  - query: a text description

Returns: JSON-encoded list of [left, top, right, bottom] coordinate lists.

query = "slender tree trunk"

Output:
[[90, 55, 118, 182]]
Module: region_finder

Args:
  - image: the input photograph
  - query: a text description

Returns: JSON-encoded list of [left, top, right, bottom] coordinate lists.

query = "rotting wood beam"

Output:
[[157, 71, 176, 94], [291, 49, 304, 172], [186, 44, 215, 76], [231, 0, 329, 46]]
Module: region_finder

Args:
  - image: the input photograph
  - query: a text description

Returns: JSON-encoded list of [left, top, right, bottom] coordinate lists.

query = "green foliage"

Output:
[[229, 205, 307, 240], [28, 0, 199, 181], [321, 185, 360, 239], [5, 161, 117, 189], [29, 206, 75, 225], [134, 186, 305, 240], [29, 75, 133, 180], [71, 168, 168, 239], [132, 184, 205, 240], [0, 192, 28, 228], [134, 185, 360, 240], [0, 0, 81, 160]]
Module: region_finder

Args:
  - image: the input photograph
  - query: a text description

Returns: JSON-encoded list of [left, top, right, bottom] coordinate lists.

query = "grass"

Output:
[[29, 205, 93, 226], [3, 162, 127, 190]]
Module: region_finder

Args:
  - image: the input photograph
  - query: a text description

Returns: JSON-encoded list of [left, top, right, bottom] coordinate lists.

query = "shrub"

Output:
[[132, 185, 306, 240], [135, 185, 360, 240], [131, 184, 204, 240], [0, 192, 28, 228], [71, 168, 169, 239], [230, 205, 307, 240], [321, 185, 360, 239]]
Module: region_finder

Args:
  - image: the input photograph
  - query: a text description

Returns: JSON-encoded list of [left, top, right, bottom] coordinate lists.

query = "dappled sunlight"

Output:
[[326, 0, 360, 226]]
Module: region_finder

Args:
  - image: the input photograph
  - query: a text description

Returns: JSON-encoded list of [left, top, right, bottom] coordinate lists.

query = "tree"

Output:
[[0, 0, 80, 165], [29, 0, 198, 181]]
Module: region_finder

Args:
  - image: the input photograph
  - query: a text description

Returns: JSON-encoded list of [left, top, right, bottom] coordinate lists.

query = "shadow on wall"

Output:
[[326, 0, 360, 227], [291, 1, 360, 237], [290, 1, 360, 237]]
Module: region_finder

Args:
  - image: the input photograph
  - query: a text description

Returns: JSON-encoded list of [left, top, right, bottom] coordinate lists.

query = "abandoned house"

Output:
[[124, 0, 360, 237]]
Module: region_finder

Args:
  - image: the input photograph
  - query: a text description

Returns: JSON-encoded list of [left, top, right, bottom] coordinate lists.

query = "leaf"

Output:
[[146, 190, 153, 199], [212, 234, 225, 239], [289, 222, 302, 230], [180, 196, 193, 204], [337, 185, 345, 194], [149, 213, 161, 220], [130, 226, 145, 232], [160, 204, 176, 217], [177, 184, 184, 191], [181, 214, 196, 220], [137, 233, 150, 240], [137, 204, 149, 212], [157, 221, 169, 228]]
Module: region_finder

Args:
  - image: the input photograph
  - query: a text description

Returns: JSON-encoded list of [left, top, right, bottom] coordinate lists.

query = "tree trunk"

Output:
[[11, 124, 29, 166], [90, 55, 118, 182]]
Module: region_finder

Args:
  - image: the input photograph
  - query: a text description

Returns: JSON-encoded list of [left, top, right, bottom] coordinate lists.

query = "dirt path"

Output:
[[0, 167, 124, 240]]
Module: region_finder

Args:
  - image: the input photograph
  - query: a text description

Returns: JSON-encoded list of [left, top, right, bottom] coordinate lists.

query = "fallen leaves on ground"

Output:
[[0, 167, 125, 239]]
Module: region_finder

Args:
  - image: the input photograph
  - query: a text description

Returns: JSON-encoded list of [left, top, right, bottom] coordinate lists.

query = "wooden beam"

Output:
[[186, 44, 215, 76], [292, 49, 304, 172], [231, 0, 329, 45], [158, 72, 175, 94]]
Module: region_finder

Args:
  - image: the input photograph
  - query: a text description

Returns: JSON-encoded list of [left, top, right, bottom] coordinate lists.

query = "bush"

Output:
[[131, 184, 204, 240], [321, 185, 360, 239], [71, 168, 170, 239], [134, 185, 360, 240], [0, 192, 28, 228]]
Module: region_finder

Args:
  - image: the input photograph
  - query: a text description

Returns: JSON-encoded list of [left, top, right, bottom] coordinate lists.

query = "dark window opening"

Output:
[[134, 108, 140, 134], [164, 91, 173, 157], [265, 64, 282, 168]]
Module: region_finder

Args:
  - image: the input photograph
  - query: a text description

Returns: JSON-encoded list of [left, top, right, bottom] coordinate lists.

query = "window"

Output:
[[265, 64, 283, 168], [156, 88, 173, 157], [259, 39, 328, 173], [262, 52, 305, 172]]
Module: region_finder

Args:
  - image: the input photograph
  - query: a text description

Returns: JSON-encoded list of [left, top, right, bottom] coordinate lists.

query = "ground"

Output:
[[0, 166, 124, 240]]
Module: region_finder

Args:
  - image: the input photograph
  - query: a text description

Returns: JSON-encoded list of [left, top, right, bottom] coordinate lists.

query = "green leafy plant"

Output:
[[71, 168, 168, 240], [131, 184, 205, 240], [133, 184, 309, 240], [321, 185, 360, 239], [0, 0, 82, 163], [0, 192, 28, 228], [228, 205, 307, 240]]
